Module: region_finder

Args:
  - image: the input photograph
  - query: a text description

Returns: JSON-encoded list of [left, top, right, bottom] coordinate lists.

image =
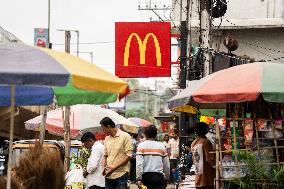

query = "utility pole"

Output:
[[138, 0, 171, 21], [58, 29, 80, 57], [40, 0, 52, 145], [145, 79, 149, 115], [64, 30, 71, 173], [48, 0, 51, 46], [200, 0, 211, 76], [179, 20, 188, 179], [75, 30, 79, 57]]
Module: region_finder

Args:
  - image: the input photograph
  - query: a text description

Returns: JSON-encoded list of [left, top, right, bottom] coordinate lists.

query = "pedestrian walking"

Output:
[[168, 130, 179, 183], [100, 117, 133, 189], [136, 125, 170, 189], [162, 134, 170, 155], [81, 132, 105, 189], [186, 143, 193, 173], [191, 122, 215, 189], [129, 134, 138, 183]]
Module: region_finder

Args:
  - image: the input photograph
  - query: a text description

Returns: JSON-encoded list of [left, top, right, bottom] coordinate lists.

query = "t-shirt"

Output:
[[191, 137, 215, 187]]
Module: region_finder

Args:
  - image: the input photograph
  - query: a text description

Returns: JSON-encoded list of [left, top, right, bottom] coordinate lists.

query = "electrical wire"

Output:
[[52, 41, 114, 46]]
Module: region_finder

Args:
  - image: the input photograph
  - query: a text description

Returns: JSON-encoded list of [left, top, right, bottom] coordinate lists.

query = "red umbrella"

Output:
[[169, 62, 284, 109]]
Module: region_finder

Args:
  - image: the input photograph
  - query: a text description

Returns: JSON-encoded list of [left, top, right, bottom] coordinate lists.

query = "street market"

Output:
[[0, 1, 284, 189]]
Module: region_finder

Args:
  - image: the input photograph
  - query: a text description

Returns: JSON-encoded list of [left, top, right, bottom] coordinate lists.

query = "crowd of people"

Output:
[[0, 117, 215, 189], [81, 117, 215, 189]]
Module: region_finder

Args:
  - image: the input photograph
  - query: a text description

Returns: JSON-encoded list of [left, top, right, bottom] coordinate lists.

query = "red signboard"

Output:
[[115, 22, 171, 77]]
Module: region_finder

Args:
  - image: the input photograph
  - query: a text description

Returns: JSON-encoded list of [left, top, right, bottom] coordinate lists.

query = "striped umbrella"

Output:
[[127, 117, 151, 127], [169, 62, 284, 108], [0, 43, 129, 106], [25, 105, 139, 137], [0, 42, 130, 189]]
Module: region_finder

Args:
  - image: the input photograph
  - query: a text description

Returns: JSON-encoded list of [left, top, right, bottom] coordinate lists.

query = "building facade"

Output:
[[172, 0, 284, 62]]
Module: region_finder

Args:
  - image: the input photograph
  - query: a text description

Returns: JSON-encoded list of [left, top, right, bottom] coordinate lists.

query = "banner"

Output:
[[34, 28, 49, 48], [115, 22, 171, 77]]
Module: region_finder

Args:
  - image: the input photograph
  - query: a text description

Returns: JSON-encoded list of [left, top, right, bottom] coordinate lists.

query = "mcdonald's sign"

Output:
[[115, 22, 171, 77]]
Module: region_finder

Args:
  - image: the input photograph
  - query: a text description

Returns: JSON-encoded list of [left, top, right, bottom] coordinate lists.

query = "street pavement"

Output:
[[130, 184, 175, 189]]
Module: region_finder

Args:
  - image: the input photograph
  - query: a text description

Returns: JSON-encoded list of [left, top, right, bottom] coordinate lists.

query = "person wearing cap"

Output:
[[191, 122, 215, 189], [81, 132, 105, 189]]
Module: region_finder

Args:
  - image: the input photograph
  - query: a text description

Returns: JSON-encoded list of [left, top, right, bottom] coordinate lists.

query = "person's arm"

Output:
[[168, 140, 172, 157], [204, 140, 215, 168], [105, 135, 133, 176], [86, 145, 103, 174], [163, 155, 170, 180], [102, 142, 108, 176]]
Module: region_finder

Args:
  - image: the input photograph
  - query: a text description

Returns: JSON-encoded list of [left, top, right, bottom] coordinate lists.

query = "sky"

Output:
[[0, 0, 176, 90]]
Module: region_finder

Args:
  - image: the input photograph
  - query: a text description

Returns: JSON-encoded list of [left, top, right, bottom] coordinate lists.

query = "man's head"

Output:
[[171, 130, 178, 140], [81, 132, 96, 149], [163, 134, 169, 142], [195, 122, 209, 137], [144, 125, 157, 139], [100, 117, 116, 136]]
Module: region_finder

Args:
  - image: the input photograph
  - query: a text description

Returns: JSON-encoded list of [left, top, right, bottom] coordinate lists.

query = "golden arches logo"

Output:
[[123, 33, 161, 67]]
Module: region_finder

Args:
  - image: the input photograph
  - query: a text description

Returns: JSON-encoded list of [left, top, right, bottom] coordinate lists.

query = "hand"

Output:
[[83, 171, 88, 177], [105, 165, 116, 177], [102, 167, 107, 176], [136, 180, 142, 186], [174, 153, 180, 158]]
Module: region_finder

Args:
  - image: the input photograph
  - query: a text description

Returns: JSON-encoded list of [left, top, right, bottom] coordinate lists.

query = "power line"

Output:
[[210, 18, 284, 62], [52, 41, 114, 46]]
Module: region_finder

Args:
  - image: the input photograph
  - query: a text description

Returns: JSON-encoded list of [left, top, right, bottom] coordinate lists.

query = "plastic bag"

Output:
[[65, 164, 84, 187]]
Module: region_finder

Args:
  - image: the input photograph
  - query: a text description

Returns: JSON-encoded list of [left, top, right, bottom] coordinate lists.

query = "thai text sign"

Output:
[[115, 22, 171, 77]]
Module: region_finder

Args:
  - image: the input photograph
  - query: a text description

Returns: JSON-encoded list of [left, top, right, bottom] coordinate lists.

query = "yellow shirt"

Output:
[[104, 129, 133, 179]]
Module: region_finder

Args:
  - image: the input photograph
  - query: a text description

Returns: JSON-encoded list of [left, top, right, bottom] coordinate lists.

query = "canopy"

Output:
[[169, 62, 284, 107], [1, 42, 131, 189], [0, 43, 129, 106], [127, 117, 151, 127], [25, 105, 139, 137]]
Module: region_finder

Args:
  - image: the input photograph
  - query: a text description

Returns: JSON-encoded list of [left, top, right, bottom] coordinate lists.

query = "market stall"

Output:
[[169, 62, 284, 188]]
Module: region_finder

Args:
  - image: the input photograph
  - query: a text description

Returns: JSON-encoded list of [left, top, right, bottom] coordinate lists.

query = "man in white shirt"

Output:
[[168, 131, 179, 183], [162, 134, 170, 155], [81, 132, 105, 189]]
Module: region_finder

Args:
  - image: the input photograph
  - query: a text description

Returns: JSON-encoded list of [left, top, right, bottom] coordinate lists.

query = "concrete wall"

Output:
[[189, 27, 284, 62], [172, 0, 284, 27], [215, 28, 284, 62]]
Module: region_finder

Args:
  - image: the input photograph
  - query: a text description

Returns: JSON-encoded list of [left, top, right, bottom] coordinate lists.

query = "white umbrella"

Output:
[[25, 105, 139, 137]]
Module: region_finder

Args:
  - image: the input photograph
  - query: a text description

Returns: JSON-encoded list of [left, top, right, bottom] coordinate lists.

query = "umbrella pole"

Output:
[[39, 106, 48, 144], [7, 85, 15, 189], [63, 106, 71, 173], [215, 115, 221, 189]]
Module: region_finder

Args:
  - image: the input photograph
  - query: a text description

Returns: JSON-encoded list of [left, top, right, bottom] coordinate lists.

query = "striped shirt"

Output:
[[136, 140, 170, 180]]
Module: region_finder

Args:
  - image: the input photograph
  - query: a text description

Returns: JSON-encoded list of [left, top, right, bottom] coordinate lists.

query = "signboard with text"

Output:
[[115, 22, 171, 77], [34, 28, 49, 48]]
